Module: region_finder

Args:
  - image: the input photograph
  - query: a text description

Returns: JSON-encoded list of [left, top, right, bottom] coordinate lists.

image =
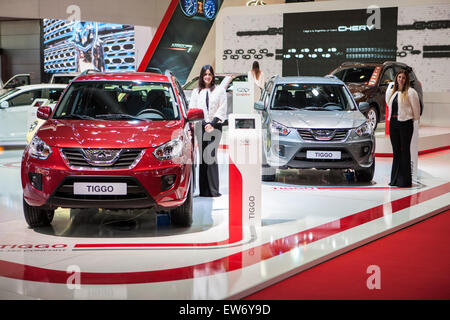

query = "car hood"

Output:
[[345, 82, 372, 93], [270, 110, 367, 129], [36, 119, 184, 149]]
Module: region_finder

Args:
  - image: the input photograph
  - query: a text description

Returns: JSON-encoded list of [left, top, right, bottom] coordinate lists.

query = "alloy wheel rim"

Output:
[[368, 109, 377, 129]]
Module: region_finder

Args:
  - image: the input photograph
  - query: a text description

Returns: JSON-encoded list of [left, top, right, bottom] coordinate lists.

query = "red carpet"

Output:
[[244, 209, 450, 300]]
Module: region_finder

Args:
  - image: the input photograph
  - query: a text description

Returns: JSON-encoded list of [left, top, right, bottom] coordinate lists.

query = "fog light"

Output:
[[161, 174, 176, 191], [360, 146, 371, 157], [29, 173, 42, 191]]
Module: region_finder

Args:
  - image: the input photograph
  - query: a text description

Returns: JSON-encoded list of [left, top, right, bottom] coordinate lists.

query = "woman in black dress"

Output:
[[385, 69, 421, 187], [188, 65, 227, 197]]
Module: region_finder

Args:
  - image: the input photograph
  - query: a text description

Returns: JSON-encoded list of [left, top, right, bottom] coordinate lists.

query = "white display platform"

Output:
[[375, 125, 450, 156], [0, 146, 449, 299]]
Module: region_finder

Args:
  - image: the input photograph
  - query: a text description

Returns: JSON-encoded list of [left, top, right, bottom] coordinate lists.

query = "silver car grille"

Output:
[[61, 148, 143, 169], [298, 128, 350, 141]]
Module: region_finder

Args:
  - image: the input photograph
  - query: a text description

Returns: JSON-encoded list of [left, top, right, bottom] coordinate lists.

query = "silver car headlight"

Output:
[[270, 120, 291, 136], [153, 137, 183, 160], [355, 121, 372, 137], [29, 136, 52, 160]]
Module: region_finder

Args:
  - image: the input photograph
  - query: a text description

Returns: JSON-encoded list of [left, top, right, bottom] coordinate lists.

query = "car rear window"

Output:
[[53, 81, 180, 121]]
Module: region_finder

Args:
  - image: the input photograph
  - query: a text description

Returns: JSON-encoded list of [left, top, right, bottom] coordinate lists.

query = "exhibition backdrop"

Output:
[[42, 19, 136, 74], [146, 0, 223, 84], [222, 3, 450, 92]]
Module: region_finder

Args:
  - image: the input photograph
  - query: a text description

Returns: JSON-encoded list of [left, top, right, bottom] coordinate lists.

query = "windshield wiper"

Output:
[[95, 114, 144, 121], [303, 107, 328, 111], [57, 114, 96, 120], [272, 106, 298, 110]]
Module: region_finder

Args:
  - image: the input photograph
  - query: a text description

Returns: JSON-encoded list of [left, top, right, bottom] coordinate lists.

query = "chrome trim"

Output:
[[59, 148, 145, 170]]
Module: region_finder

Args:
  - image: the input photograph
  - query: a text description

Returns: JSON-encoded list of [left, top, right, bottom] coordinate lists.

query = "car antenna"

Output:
[[296, 57, 300, 76]]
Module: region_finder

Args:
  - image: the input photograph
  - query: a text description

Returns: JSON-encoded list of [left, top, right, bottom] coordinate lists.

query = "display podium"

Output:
[[228, 114, 262, 228]]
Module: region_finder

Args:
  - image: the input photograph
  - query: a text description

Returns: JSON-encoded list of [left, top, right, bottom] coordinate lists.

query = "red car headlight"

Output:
[[153, 137, 183, 161], [29, 136, 52, 160]]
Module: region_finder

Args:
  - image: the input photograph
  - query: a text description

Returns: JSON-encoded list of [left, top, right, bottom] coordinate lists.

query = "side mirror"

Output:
[[358, 102, 370, 113], [37, 106, 52, 120], [187, 108, 204, 122], [0, 101, 9, 109], [254, 101, 265, 111]]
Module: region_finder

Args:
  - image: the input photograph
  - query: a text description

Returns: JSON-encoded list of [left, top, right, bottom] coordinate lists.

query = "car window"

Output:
[[380, 67, 395, 85], [4, 75, 30, 89], [271, 83, 355, 111], [8, 89, 42, 107], [0, 88, 20, 100], [54, 81, 180, 121], [42, 88, 64, 103], [183, 77, 199, 90], [336, 67, 375, 83], [332, 69, 346, 80], [173, 77, 188, 115]]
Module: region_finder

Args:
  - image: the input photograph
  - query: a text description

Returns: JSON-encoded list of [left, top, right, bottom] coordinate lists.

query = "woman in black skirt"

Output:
[[385, 69, 421, 187], [188, 65, 227, 197]]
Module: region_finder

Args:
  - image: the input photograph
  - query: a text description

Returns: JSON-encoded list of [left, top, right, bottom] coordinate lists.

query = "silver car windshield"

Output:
[[53, 81, 180, 121], [271, 84, 356, 111]]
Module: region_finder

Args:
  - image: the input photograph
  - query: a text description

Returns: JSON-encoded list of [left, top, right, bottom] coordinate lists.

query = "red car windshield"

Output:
[[53, 81, 180, 121]]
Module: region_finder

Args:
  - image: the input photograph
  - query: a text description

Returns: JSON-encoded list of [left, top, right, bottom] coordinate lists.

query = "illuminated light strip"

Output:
[[368, 66, 381, 85], [0, 182, 448, 285], [375, 145, 450, 158], [137, 0, 179, 72], [74, 157, 243, 249]]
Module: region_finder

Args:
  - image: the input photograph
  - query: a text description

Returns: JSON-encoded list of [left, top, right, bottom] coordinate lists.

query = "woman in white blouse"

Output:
[[248, 61, 265, 102], [188, 65, 227, 197], [385, 69, 421, 187]]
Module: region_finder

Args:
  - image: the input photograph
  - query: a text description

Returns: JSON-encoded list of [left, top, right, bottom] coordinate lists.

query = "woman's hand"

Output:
[[205, 123, 214, 133]]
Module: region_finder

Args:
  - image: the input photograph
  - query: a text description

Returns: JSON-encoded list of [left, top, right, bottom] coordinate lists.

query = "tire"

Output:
[[367, 106, 379, 131], [170, 181, 193, 227], [261, 146, 276, 181], [355, 160, 375, 182], [23, 198, 54, 228], [262, 171, 276, 182]]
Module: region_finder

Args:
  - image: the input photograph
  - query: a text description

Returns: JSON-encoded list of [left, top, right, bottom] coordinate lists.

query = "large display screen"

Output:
[[282, 7, 398, 76], [42, 19, 135, 75], [145, 0, 222, 84]]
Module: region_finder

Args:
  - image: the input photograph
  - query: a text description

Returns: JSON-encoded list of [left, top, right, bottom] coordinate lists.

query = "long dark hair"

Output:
[[252, 61, 261, 80], [198, 64, 216, 92], [389, 69, 411, 103]]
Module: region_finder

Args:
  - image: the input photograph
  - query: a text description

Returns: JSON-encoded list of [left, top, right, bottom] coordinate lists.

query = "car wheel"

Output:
[[23, 197, 54, 228], [261, 149, 276, 181], [355, 160, 375, 182], [367, 106, 379, 131], [170, 180, 193, 227]]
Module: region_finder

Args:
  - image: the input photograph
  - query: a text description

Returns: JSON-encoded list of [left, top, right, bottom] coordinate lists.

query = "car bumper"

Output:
[[21, 146, 192, 210], [266, 134, 375, 170]]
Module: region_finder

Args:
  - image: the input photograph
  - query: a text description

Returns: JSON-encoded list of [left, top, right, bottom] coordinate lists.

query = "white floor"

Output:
[[0, 143, 449, 299]]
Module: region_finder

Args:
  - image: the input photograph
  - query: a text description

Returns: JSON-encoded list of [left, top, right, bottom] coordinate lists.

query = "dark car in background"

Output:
[[329, 61, 423, 130]]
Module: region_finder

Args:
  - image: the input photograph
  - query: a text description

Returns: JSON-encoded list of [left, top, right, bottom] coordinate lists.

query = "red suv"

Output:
[[21, 71, 203, 228]]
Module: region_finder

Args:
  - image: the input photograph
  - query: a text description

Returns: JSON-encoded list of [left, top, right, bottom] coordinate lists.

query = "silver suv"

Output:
[[255, 76, 375, 182]]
